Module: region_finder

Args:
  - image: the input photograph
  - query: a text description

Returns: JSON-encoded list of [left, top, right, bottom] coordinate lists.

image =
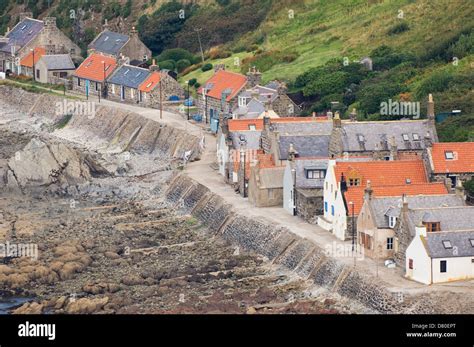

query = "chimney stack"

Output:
[[389, 136, 398, 161], [402, 194, 409, 213], [263, 116, 271, 131], [364, 180, 373, 202], [150, 59, 159, 72], [415, 223, 427, 237], [19, 12, 33, 21], [427, 93, 435, 121], [424, 131, 433, 148], [246, 66, 262, 88], [333, 111, 342, 128], [455, 179, 465, 199], [340, 173, 347, 193], [288, 143, 298, 162]]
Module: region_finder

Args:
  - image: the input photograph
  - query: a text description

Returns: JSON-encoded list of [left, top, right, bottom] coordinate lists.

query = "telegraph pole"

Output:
[[194, 28, 205, 64]]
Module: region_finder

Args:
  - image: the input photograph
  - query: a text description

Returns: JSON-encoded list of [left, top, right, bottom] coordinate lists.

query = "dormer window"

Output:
[[349, 178, 361, 186], [238, 96, 247, 107], [389, 216, 397, 228], [306, 169, 325, 179], [406, 178, 411, 184], [442, 240, 452, 249], [423, 222, 441, 232], [413, 133, 420, 141], [445, 151, 454, 160], [402, 134, 410, 141], [248, 124, 256, 131]]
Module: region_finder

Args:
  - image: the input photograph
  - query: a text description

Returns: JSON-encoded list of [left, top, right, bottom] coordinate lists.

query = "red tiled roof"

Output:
[[431, 142, 474, 174], [232, 149, 262, 180], [198, 70, 247, 101], [335, 160, 428, 187], [345, 183, 449, 214], [75, 53, 117, 82], [139, 71, 160, 92], [257, 153, 275, 169], [20, 47, 45, 67]]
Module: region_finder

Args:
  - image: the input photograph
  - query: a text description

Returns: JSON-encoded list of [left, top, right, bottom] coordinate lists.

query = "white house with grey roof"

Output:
[[35, 54, 75, 84], [406, 227, 474, 284]]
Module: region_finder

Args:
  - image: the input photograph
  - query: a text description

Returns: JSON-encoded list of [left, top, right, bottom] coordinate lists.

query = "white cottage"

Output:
[[406, 227, 474, 284]]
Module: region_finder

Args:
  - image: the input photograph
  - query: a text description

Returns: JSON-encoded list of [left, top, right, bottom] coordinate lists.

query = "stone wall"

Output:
[[295, 189, 323, 223], [163, 173, 473, 314], [0, 85, 201, 161]]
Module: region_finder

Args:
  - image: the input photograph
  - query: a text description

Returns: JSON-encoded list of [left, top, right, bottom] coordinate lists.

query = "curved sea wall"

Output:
[[0, 86, 201, 161], [165, 174, 471, 314]]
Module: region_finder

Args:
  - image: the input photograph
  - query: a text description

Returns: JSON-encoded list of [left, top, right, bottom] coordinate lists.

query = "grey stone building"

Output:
[[106, 64, 150, 104], [34, 54, 75, 84], [0, 14, 81, 74]]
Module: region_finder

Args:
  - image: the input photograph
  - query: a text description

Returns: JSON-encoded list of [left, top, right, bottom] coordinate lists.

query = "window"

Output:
[[331, 205, 335, 216], [324, 201, 328, 213], [95, 82, 99, 91], [402, 134, 410, 141], [248, 124, 256, 131], [349, 178, 361, 186], [445, 151, 454, 160], [405, 178, 411, 184], [442, 240, 452, 249], [238, 96, 247, 107], [408, 259, 413, 270], [387, 237, 394, 250], [470, 239, 474, 247], [306, 169, 325, 179], [413, 133, 420, 141], [423, 222, 441, 232], [36, 69, 40, 79], [389, 216, 397, 228], [59, 72, 68, 78], [440, 260, 447, 273], [358, 135, 365, 142]]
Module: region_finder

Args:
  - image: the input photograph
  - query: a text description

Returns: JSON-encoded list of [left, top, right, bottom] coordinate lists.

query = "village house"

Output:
[[406, 228, 474, 284], [106, 64, 151, 104], [137, 62, 184, 108], [261, 116, 332, 166], [232, 81, 301, 119], [248, 153, 285, 207], [73, 53, 118, 98], [319, 159, 433, 241], [18, 46, 45, 77], [328, 107, 437, 160], [394, 188, 473, 267], [34, 54, 75, 84], [0, 14, 80, 74], [427, 142, 474, 190], [196, 67, 249, 132], [88, 24, 151, 65], [357, 188, 464, 260]]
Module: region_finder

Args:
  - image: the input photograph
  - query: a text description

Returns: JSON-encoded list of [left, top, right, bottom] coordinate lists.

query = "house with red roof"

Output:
[[137, 65, 184, 108], [19, 46, 45, 77], [196, 67, 250, 132], [319, 159, 437, 241], [427, 142, 474, 189], [72, 53, 118, 98]]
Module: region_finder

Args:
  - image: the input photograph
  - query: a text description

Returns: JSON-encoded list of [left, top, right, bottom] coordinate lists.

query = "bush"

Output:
[[463, 178, 474, 196], [158, 60, 175, 71], [176, 59, 191, 73], [188, 78, 197, 86], [157, 48, 197, 64], [415, 70, 454, 100], [201, 63, 213, 72], [387, 22, 410, 35], [194, 82, 201, 89]]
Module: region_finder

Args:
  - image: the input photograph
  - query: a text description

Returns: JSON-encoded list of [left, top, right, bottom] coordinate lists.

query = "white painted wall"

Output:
[[283, 162, 294, 215], [216, 133, 228, 177], [406, 235, 431, 285], [432, 257, 474, 283]]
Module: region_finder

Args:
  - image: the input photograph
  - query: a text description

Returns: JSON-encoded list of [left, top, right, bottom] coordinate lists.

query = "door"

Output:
[[85, 80, 90, 97], [121, 86, 125, 101]]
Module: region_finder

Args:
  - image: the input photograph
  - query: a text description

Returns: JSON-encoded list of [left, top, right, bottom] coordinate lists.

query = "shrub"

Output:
[[194, 82, 201, 89], [158, 60, 175, 71], [201, 63, 213, 72], [387, 22, 410, 35], [415, 70, 454, 100], [188, 78, 197, 86], [176, 59, 191, 73], [463, 178, 474, 195]]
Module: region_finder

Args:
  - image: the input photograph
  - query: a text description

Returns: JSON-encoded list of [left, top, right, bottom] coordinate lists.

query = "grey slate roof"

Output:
[[340, 120, 436, 152], [278, 135, 330, 160], [271, 120, 333, 135], [406, 206, 474, 236], [371, 195, 465, 228], [39, 54, 75, 70], [232, 99, 265, 118], [425, 231, 474, 258], [230, 131, 261, 150], [107, 65, 150, 89], [90, 30, 129, 56], [0, 18, 44, 54], [294, 159, 329, 189]]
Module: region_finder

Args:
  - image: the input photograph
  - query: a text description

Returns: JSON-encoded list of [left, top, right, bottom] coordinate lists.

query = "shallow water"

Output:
[[0, 297, 32, 314]]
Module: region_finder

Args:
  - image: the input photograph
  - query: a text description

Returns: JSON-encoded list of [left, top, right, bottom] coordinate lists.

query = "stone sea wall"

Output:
[[0, 86, 201, 161], [165, 174, 471, 314]]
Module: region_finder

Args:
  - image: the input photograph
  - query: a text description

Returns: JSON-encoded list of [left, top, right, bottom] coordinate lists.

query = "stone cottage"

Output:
[[106, 64, 151, 104], [73, 53, 118, 98], [357, 188, 463, 261], [34, 54, 75, 84], [0, 14, 80, 74], [88, 25, 151, 65], [283, 157, 328, 222], [248, 154, 285, 207], [426, 142, 474, 190]]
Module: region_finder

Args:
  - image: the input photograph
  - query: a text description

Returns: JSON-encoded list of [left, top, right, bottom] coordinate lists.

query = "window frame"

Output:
[[440, 260, 447, 273]]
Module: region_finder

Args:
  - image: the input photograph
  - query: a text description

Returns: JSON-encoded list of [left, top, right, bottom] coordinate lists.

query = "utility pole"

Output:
[[31, 48, 35, 82], [194, 28, 205, 64], [187, 80, 190, 120], [159, 74, 163, 120]]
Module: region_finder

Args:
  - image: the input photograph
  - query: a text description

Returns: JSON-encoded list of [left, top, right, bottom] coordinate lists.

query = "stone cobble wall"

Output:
[[164, 174, 473, 314]]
